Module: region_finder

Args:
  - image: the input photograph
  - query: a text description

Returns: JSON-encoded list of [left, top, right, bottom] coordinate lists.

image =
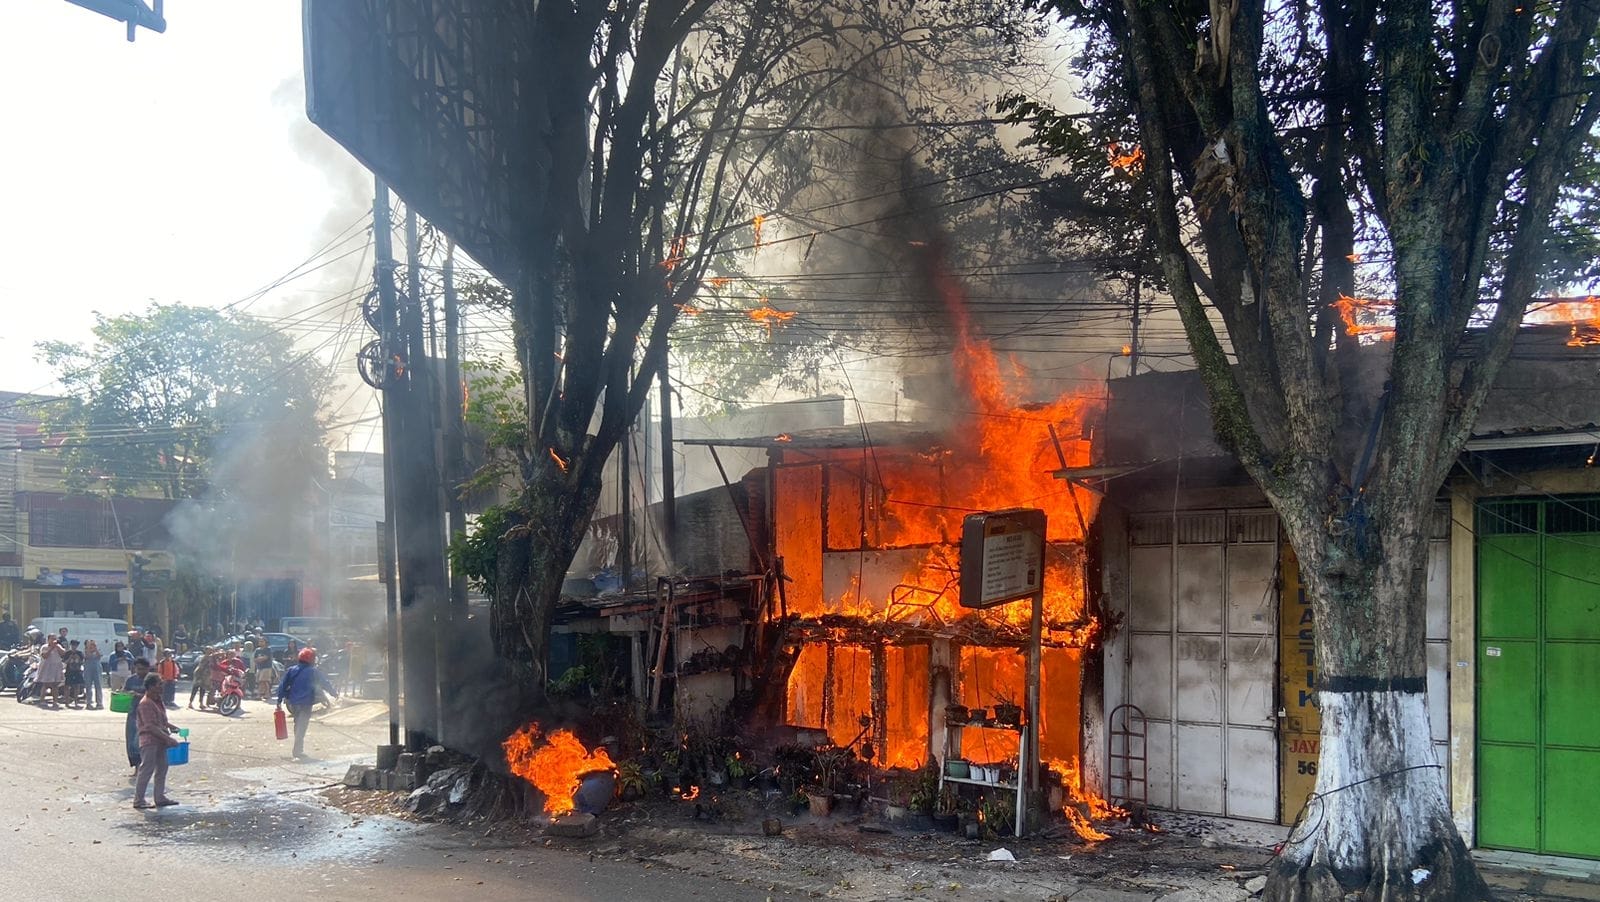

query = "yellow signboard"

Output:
[[1279, 543, 1319, 823]]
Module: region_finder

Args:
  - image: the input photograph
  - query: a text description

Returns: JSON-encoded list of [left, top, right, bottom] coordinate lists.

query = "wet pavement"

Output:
[[0, 687, 804, 901]]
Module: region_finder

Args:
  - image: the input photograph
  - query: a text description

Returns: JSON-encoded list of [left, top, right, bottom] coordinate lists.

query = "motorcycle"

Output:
[[14, 656, 39, 704], [2, 645, 33, 692], [215, 668, 245, 716]]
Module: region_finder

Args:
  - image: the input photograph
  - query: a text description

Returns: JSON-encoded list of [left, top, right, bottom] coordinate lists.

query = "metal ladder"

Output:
[[1108, 703, 1148, 808]]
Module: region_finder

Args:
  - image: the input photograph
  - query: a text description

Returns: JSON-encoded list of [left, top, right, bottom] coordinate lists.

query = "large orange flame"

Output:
[[502, 722, 616, 816], [1526, 295, 1600, 346], [781, 247, 1103, 771]]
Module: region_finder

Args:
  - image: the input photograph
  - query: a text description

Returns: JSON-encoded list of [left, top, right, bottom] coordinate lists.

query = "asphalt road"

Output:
[[0, 687, 799, 902]]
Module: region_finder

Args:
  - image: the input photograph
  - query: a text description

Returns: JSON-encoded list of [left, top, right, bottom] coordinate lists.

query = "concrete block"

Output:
[[343, 764, 373, 788], [425, 744, 449, 768], [545, 812, 598, 838], [375, 744, 402, 770], [395, 752, 418, 776]]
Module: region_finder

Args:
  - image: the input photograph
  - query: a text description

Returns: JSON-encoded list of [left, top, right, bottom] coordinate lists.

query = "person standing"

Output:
[[36, 635, 65, 708], [123, 658, 153, 770], [157, 649, 180, 708], [275, 647, 338, 759], [188, 648, 215, 710], [133, 673, 180, 809], [63, 640, 85, 708], [107, 641, 135, 686], [0, 614, 18, 649], [83, 639, 105, 709]]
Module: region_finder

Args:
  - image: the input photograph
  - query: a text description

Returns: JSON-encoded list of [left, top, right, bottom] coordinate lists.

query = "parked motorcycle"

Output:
[[2, 645, 33, 692], [14, 657, 39, 704]]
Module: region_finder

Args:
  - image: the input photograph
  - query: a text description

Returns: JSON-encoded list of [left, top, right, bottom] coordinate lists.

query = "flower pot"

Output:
[[944, 759, 970, 779], [886, 803, 909, 822], [806, 791, 833, 817], [993, 703, 1022, 726], [967, 707, 989, 725], [944, 705, 969, 725], [932, 812, 960, 833]]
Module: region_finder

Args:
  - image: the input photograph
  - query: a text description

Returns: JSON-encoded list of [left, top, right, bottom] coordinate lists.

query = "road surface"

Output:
[[0, 688, 798, 901]]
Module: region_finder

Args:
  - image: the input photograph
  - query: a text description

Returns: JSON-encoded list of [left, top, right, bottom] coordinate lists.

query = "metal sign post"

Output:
[[960, 508, 1047, 836]]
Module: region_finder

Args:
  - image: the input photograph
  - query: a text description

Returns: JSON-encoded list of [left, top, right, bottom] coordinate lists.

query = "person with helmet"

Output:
[[275, 647, 338, 759]]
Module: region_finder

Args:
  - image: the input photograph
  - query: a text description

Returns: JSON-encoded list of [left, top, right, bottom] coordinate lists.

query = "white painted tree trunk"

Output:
[[1268, 690, 1488, 902]]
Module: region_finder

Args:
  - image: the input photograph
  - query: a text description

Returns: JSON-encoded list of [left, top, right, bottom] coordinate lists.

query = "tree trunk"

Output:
[[489, 469, 602, 711], [1267, 515, 1489, 902]]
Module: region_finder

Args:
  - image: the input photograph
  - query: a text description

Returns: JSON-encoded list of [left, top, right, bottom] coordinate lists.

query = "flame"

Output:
[[1049, 757, 1122, 843], [707, 277, 732, 289], [1332, 294, 1395, 341], [548, 448, 570, 473], [680, 785, 701, 801], [659, 235, 688, 273], [1107, 142, 1144, 174], [779, 245, 1104, 772], [748, 302, 796, 335], [752, 215, 766, 249], [675, 303, 703, 316], [502, 722, 616, 816], [1526, 296, 1600, 347], [774, 433, 793, 443]]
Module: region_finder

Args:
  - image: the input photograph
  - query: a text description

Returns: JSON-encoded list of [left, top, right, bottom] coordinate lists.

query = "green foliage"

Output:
[[35, 302, 329, 500], [447, 502, 517, 598]]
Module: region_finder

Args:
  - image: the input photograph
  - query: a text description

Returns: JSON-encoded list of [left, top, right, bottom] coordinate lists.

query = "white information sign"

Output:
[[980, 529, 1042, 604]]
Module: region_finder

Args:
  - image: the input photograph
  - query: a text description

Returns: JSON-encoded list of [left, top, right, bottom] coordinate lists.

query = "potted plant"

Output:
[[725, 751, 753, 790], [932, 786, 962, 833], [944, 704, 970, 725], [805, 785, 834, 816], [992, 693, 1022, 727], [615, 761, 649, 802], [967, 706, 990, 726]]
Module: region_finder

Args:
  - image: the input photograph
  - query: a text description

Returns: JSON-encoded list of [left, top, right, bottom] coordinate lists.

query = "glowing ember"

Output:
[[502, 722, 616, 816], [548, 448, 570, 473], [774, 433, 793, 442], [680, 785, 701, 801]]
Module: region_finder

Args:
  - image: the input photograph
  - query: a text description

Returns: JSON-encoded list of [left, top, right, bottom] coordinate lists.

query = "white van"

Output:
[[29, 616, 132, 657]]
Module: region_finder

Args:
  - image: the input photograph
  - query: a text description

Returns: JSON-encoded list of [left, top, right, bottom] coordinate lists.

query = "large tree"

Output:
[[1018, 1, 1599, 899], [39, 303, 331, 632], [459, 0, 1040, 697]]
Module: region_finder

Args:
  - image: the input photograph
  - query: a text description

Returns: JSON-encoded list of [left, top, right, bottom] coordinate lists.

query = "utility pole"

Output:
[[658, 351, 676, 556], [442, 245, 469, 614], [1127, 280, 1142, 376], [400, 208, 447, 749], [619, 393, 633, 591], [371, 178, 403, 753]]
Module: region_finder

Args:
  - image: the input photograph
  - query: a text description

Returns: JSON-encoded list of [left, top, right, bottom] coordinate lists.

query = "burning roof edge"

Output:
[[1067, 325, 1600, 475], [680, 420, 946, 451]]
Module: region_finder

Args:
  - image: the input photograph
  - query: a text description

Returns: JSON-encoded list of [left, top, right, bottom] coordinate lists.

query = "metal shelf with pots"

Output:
[[937, 722, 1028, 837]]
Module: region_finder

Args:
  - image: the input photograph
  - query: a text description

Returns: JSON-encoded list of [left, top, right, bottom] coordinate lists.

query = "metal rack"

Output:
[[939, 721, 1028, 838], [1107, 703, 1148, 808]]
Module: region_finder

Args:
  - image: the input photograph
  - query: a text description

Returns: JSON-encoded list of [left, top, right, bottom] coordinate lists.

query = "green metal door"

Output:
[[1477, 497, 1600, 859]]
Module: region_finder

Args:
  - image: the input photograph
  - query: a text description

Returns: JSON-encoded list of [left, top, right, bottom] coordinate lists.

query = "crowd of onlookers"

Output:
[[2, 615, 373, 710]]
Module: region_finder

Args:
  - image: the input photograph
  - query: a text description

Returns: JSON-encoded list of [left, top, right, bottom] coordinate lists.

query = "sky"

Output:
[[0, 3, 373, 424]]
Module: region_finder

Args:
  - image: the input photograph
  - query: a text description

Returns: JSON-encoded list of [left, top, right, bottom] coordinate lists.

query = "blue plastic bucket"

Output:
[[167, 742, 190, 766]]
